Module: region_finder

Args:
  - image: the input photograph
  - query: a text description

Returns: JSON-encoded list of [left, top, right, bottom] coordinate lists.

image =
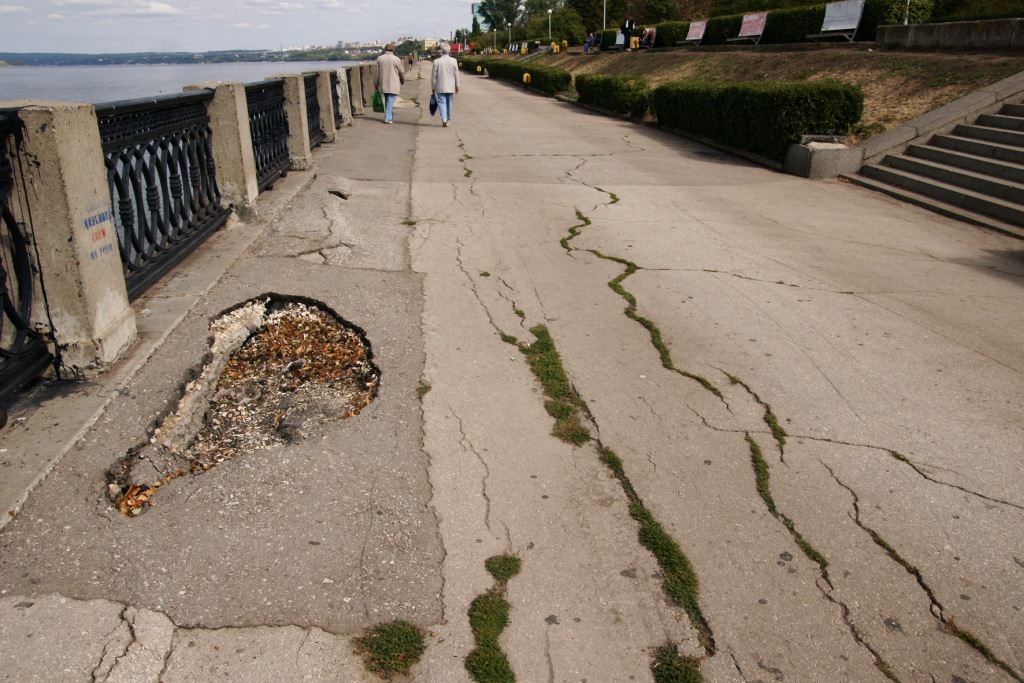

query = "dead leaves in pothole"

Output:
[[114, 301, 380, 517]]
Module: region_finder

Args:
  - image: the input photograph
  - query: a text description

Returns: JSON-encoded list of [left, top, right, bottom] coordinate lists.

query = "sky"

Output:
[[0, 0, 476, 54]]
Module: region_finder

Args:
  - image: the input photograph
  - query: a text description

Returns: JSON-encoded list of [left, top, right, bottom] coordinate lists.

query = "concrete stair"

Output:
[[845, 101, 1024, 239]]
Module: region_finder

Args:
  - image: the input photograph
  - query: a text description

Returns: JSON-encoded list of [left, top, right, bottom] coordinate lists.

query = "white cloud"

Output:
[[47, 13, 64, 18], [52, 0, 182, 16], [0, 5, 30, 13]]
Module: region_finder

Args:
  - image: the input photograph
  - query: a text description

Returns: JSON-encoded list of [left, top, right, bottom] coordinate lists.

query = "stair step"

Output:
[[976, 113, 1024, 131], [843, 172, 1024, 239], [1003, 103, 1024, 117], [955, 123, 1024, 147], [907, 144, 1024, 184], [859, 163, 1024, 227], [931, 134, 1024, 166], [884, 154, 1024, 204]]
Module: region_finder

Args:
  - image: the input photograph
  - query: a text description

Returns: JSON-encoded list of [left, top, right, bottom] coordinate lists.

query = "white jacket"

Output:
[[431, 55, 460, 95]]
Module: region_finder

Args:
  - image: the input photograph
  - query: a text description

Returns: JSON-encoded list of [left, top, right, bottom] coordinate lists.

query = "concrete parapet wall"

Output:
[[0, 66, 361, 371], [877, 18, 1024, 50], [6, 102, 136, 368]]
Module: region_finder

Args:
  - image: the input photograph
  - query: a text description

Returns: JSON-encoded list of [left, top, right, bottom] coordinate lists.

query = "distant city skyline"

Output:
[[0, 0, 473, 54]]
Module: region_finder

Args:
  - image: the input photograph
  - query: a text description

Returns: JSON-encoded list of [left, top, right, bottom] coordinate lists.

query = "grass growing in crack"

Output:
[[402, 219, 417, 226], [466, 555, 522, 683], [354, 620, 426, 680], [486, 554, 522, 584], [947, 621, 1024, 682], [518, 325, 590, 446], [417, 383, 432, 398], [651, 643, 702, 683], [514, 308, 525, 319], [465, 168, 474, 178], [500, 332, 519, 345], [746, 435, 828, 575], [599, 446, 714, 656], [763, 408, 787, 449]]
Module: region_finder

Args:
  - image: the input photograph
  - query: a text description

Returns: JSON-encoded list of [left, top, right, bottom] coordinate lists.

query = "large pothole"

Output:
[[109, 295, 380, 516]]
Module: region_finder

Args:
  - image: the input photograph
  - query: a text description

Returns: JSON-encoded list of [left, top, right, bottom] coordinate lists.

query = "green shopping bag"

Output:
[[372, 91, 384, 113]]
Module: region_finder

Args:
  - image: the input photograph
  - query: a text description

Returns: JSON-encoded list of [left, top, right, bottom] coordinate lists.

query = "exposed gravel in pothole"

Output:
[[109, 297, 380, 516]]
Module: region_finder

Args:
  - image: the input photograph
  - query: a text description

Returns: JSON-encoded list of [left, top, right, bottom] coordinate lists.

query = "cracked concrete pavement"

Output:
[[1, 61, 1022, 681]]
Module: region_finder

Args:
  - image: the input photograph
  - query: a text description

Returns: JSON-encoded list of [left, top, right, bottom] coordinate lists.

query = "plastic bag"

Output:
[[372, 91, 384, 113]]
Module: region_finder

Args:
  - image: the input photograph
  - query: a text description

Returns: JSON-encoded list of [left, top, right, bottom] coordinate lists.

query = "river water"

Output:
[[0, 62, 360, 105]]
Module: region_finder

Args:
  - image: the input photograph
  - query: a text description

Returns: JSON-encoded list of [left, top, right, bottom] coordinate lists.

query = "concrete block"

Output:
[[333, 68, 353, 126], [784, 140, 864, 178], [313, 70, 336, 143], [348, 67, 364, 116], [269, 74, 312, 171], [4, 101, 136, 368], [185, 81, 259, 221]]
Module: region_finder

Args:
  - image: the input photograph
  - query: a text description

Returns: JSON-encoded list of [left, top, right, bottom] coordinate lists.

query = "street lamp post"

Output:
[[548, 8, 552, 40], [508, 22, 512, 50], [603, 0, 607, 30], [492, 28, 496, 49]]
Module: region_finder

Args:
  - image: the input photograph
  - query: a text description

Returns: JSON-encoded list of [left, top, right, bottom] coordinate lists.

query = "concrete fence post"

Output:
[[5, 102, 136, 368], [271, 74, 312, 171], [348, 67, 365, 116], [313, 71, 337, 143], [184, 82, 259, 221], [334, 68, 354, 127], [361, 64, 375, 109]]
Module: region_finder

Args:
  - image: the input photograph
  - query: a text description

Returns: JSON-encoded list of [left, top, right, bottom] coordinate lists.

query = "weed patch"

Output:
[[354, 620, 426, 680], [466, 555, 522, 683], [518, 325, 591, 446], [651, 642, 703, 683]]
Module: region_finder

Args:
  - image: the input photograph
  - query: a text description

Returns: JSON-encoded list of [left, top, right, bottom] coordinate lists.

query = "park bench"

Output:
[[727, 12, 768, 45], [675, 21, 707, 46], [807, 0, 864, 41]]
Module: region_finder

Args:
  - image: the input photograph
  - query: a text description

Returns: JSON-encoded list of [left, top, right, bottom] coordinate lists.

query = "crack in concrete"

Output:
[[793, 434, 1024, 512], [90, 608, 131, 682], [358, 473, 380, 621], [822, 461, 1023, 681], [452, 409, 502, 542], [728, 649, 749, 682], [718, 371, 787, 461], [544, 626, 556, 683]]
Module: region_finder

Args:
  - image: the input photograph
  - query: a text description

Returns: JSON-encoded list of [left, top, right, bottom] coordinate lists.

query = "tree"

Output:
[[476, 0, 523, 30]]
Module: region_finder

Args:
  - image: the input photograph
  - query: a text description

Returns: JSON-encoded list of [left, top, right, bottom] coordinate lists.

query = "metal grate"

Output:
[[305, 73, 325, 149], [246, 79, 291, 192], [96, 90, 232, 300], [0, 113, 55, 407]]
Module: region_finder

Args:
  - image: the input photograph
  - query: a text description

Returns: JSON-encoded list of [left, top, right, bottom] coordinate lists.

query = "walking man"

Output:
[[430, 43, 460, 127], [374, 43, 404, 124]]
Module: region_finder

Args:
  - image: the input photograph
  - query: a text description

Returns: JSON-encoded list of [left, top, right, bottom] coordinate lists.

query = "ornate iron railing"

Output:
[[305, 73, 325, 149], [330, 71, 342, 128], [0, 113, 55, 409], [246, 79, 290, 192], [96, 91, 232, 300]]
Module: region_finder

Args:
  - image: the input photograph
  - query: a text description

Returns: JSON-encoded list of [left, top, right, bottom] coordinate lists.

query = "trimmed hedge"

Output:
[[653, 80, 863, 162], [761, 5, 827, 43], [575, 74, 652, 118], [858, 0, 934, 40], [653, 21, 692, 46], [484, 60, 572, 95]]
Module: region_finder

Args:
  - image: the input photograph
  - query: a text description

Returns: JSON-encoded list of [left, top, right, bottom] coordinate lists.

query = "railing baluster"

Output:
[[96, 90, 232, 299]]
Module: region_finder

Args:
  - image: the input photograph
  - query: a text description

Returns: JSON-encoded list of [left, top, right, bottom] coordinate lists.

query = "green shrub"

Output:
[[653, 80, 864, 162], [576, 74, 652, 118], [485, 59, 572, 95], [933, 0, 1022, 21], [599, 28, 621, 49], [702, 13, 745, 44], [653, 21, 692, 46], [761, 4, 827, 43], [857, 0, 934, 40]]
